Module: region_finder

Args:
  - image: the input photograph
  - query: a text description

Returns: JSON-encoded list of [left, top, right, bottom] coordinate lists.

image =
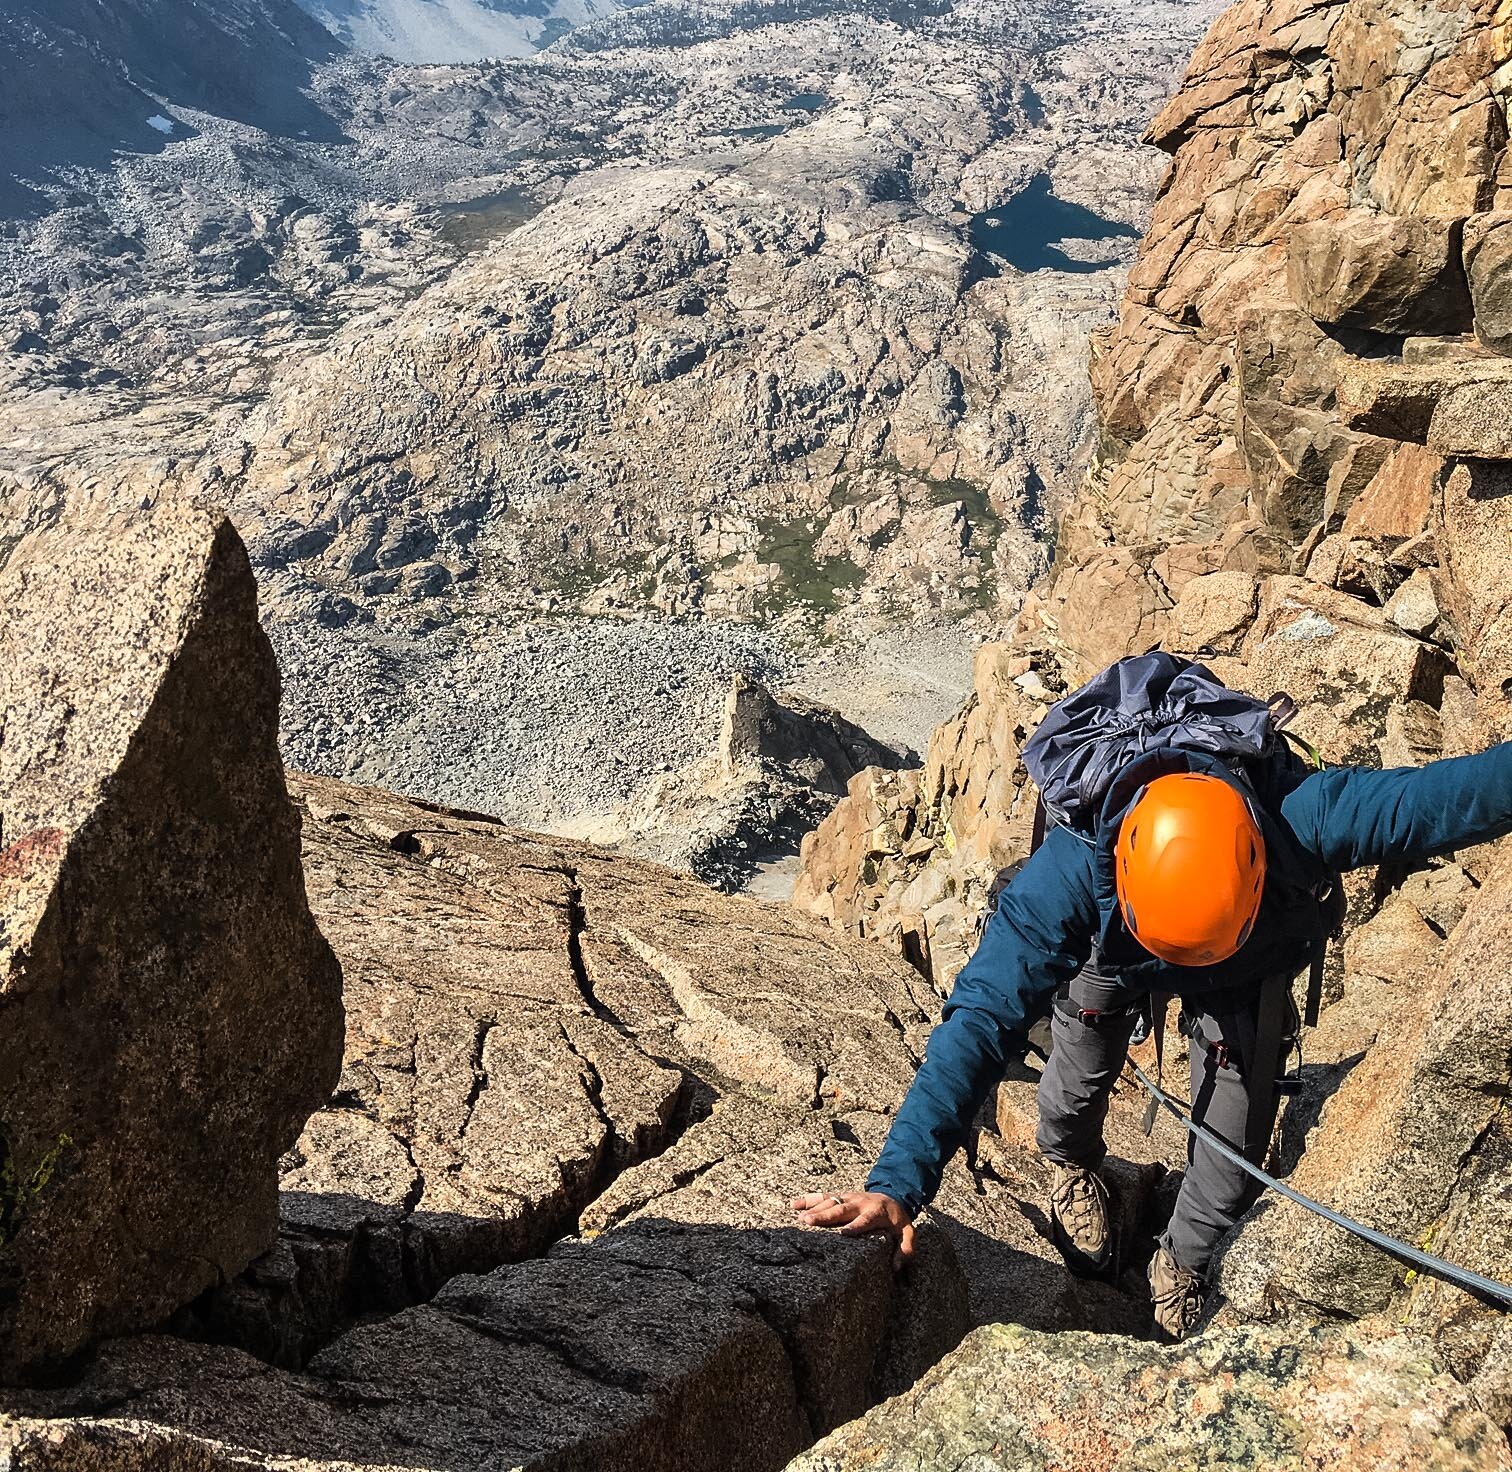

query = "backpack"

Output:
[[1022, 651, 1293, 834], [1015, 652, 1343, 973]]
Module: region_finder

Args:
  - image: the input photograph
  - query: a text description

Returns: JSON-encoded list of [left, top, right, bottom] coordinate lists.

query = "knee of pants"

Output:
[[1188, 1036, 1259, 1154], [1165, 1142, 1266, 1275], [1037, 1009, 1137, 1132]]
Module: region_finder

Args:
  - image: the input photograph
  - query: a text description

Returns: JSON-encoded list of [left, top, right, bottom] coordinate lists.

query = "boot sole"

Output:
[[1050, 1213, 1119, 1281]]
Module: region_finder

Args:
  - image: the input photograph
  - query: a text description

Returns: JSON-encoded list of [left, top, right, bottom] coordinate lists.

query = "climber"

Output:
[[792, 652, 1512, 1340]]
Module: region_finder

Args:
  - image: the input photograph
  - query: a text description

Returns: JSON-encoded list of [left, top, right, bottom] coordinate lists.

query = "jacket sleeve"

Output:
[[1281, 741, 1512, 872], [865, 827, 1096, 1217]]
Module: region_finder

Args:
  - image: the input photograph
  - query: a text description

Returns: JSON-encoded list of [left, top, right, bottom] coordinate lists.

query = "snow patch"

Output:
[[146, 114, 176, 135]]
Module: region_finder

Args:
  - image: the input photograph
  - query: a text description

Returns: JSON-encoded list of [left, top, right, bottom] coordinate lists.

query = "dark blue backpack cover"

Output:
[[1022, 651, 1282, 832]]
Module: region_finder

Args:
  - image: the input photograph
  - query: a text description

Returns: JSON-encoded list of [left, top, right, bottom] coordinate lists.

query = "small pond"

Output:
[[437, 187, 545, 253], [968, 172, 1139, 275]]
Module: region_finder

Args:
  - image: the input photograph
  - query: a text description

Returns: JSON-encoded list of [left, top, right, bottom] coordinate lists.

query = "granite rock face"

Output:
[[12, 0, 1512, 1464], [610, 675, 912, 891], [1287, 209, 1473, 336], [0, 0, 1226, 845], [795, 0, 1512, 1436], [1217, 845, 1512, 1322], [0, 503, 344, 1380], [788, 1319, 1512, 1472]]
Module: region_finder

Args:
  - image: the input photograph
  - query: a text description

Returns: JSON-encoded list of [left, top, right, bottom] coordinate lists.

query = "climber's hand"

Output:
[[790, 1190, 916, 1270]]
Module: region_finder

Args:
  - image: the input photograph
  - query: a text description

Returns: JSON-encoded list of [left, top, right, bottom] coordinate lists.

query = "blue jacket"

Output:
[[867, 741, 1512, 1217]]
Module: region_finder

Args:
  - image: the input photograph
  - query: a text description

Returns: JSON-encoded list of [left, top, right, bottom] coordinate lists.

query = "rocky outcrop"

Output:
[[794, 0, 1512, 1432], [1216, 843, 1512, 1330], [789, 1318, 1512, 1471], [797, 0, 1512, 984], [2, 756, 1166, 1465], [612, 675, 911, 890], [176, 767, 942, 1363], [794, 642, 1052, 983], [1, 0, 1229, 856], [0, 503, 343, 1380]]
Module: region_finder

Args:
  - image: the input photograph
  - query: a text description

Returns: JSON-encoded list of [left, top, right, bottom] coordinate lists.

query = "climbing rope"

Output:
[[1126, 1059, 1512, 1310]]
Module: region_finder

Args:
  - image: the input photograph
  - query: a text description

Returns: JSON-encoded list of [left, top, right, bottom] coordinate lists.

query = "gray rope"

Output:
[[1127, 1059, 1512, 1309]]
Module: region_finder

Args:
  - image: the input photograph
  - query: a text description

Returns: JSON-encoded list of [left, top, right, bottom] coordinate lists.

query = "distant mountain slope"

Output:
[[0, 0, 344, 198], [290, 0, 619, 60]]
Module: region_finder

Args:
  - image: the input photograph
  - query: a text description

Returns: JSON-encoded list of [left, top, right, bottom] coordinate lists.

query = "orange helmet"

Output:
[[1115, 772, 1266, 967]]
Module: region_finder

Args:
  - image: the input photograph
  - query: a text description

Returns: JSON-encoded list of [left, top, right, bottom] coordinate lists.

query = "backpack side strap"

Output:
[[1303, 939, 1326, 1029]]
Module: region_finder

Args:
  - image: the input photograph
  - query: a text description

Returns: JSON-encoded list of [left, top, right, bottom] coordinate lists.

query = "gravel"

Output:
[[270, 602, 982, 837], [272, 607, 791, 828]]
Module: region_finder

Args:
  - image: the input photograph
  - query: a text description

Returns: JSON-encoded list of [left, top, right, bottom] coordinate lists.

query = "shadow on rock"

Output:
[[5, 1217, 971, 1472], [1274, 1052, 1368, 1176], [931, 1206, 1158, 1341]]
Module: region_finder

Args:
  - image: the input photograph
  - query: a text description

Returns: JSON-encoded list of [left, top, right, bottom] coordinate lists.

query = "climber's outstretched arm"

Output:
[[801, 828, 1096, 1237], [1281, 741, 1512, 872]]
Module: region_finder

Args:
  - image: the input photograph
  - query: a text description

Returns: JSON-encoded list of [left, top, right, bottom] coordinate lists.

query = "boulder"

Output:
[[1465, 211, 1512, 355], [0, 504, 344, 1380], [1341, 441, 1442, 545], [1168, 568, 1259, 655], [788, 1319, 1511, 1472], [1339, 355, 1512, 455], [1235, 307, 1391, 536], [1429, 378, 1512, 459], [1287, 210, 1473, 336], [1238, 577, 1449, 767], [1437, 459, 1512, 691], [1304, 531, 1404, 605], [1384, 567, 1441, 639], [1040, 548, 1172, 675]]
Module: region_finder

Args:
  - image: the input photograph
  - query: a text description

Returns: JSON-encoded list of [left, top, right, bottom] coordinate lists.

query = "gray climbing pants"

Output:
[[1035, 967, 1278, 1277]]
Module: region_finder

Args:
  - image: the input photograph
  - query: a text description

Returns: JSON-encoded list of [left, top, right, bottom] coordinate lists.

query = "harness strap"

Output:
[[1030, 793, 1048, 853], [1140, 992, 1173, 1137]]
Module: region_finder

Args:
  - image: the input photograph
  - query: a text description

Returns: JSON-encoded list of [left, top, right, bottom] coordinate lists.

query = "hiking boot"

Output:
[[1148, 1243, 1205, 1341], [1048, 1162, 1113, 1276]]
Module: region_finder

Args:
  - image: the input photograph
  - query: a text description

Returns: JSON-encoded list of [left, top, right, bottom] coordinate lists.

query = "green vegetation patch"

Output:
[[535, 546, 653, 602], [836, 460, 1007, 610], [753, 513, 864, 617], [0, 1126, 73, 1250]]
